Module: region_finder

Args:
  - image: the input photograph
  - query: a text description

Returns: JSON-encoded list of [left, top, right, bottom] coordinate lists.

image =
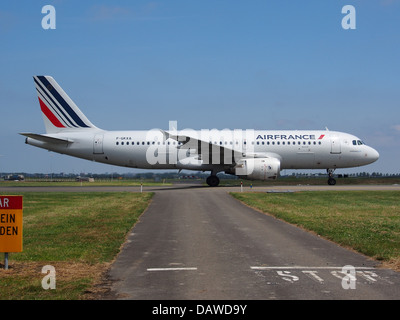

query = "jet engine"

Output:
[[231, 157, 281, 180]]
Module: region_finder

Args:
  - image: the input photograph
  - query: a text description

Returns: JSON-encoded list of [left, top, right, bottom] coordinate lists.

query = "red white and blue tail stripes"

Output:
[[33, 76, 96, 132]]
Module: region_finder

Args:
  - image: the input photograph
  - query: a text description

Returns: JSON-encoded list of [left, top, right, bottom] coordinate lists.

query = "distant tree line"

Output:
[[2, 171, 400, 181]]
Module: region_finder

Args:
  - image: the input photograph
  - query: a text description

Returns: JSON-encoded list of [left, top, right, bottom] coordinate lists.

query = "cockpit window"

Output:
[[353, 140, 364, 146]]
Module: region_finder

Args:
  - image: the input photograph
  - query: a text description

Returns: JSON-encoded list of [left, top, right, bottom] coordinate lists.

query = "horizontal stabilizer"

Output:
[[19, 133, 73, 144]]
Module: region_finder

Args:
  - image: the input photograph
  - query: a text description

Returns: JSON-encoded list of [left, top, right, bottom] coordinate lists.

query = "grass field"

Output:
[[0, 192, 153, 300], [0, 179, 170, 187], [222, 176, 400, 186], [2, 176, 400, 188], [231, 191, 400, 270]]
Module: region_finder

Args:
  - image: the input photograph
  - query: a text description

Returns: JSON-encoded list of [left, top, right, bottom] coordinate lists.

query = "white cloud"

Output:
[[392, 124, 400, 132]]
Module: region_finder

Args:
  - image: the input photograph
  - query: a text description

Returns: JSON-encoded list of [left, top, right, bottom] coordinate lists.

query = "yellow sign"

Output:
[[0, 196, 23, 252]]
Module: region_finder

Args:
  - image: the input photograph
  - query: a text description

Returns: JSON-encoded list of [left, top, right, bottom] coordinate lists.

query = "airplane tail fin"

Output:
[[33, 76, 99, 133]]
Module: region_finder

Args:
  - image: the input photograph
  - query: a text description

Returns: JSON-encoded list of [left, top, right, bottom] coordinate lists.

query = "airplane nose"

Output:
[[368, 147, 379, 163]]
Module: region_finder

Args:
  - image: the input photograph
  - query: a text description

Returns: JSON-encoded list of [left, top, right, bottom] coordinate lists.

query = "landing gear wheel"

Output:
[[206, 175, 220, 187], [328, 177, 336, 185], [327, 169, 336, 186]]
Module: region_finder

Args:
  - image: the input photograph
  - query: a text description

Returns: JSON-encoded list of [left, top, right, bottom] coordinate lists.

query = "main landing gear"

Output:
[[206, 175, 220, 187], [327, 169, 336, 185]]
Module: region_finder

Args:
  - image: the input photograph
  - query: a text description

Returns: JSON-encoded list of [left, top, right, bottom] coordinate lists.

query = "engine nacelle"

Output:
[[234, 157, 281, 180]]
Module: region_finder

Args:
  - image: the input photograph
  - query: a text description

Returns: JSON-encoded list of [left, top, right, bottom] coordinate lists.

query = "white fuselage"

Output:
[[25, 129, 379, 172]]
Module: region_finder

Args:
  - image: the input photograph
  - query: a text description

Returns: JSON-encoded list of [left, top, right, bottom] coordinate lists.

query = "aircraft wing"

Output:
[[19, 133, 73, 144], [160, 129, 241, 165], [159, 129, 280, 165]]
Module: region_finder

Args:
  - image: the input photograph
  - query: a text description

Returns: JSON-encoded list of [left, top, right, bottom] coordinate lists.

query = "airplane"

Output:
[[20, 76, 379, 187]]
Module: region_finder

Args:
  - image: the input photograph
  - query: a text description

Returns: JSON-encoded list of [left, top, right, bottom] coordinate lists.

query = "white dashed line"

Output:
[[147, 267, 198, 272]]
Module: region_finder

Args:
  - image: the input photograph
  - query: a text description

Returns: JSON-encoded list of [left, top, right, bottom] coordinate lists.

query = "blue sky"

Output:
[[1, 0, 399, 175]]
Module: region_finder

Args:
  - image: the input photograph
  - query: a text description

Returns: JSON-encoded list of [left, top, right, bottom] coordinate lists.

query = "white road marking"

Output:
[[147, 267, 198, 272], [250, 266, 375, 270], [302, 270, 325, 284], [250, 266, 394, 286], [276, 271, 299, 283]]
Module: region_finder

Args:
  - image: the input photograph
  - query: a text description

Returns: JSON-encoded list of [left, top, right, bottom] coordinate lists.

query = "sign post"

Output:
[[4, 252, 8, 270], [0, 196, 23, 270]]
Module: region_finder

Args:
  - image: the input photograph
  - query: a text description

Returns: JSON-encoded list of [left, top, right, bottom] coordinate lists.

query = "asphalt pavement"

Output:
[[102, 185, 400, 300]]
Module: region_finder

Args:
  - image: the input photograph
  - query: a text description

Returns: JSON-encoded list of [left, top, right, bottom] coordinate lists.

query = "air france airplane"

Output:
[[20, 76, 379, 187]]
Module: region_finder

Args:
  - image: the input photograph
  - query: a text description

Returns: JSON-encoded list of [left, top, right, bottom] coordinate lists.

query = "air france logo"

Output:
[[256, 134, 326, 140]]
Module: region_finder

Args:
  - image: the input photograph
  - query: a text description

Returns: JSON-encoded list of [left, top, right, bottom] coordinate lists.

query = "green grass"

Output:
[[221, 176, 400, 186], [231, 191, 400, 267], [0, 179, 170, 187], [0, 192, 153, 300]]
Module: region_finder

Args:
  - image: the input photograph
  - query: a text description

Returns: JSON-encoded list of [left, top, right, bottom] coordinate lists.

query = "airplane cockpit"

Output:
[[352, 140, 365, 146]]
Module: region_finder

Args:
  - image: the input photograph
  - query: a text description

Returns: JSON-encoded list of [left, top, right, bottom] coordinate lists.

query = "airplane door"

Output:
[[93, 134, 104, 154], [330, 137, 341, 154]]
